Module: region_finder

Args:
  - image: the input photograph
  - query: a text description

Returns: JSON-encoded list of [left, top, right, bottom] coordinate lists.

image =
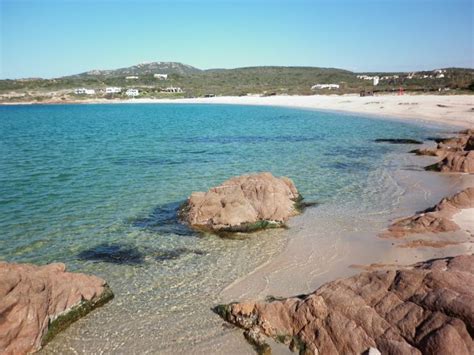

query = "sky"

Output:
[[1, 0, 473, 79]]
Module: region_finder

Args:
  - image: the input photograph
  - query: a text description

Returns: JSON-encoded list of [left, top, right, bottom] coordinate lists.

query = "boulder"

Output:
[[180, 172, 302, 233], [0, 262, 113, 354], [426, 151, 474, 173], [381, 187, 474, 238], [215, 255, 474, 355], [414, 130, 474, 173]]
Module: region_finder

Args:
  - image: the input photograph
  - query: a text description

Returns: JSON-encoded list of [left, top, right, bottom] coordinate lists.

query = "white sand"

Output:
[[130, 94, 474, 128], [5, 94, 473, 128]]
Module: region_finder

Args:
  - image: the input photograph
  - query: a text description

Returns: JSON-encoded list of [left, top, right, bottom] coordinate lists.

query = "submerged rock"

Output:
[[0, 262, 113, 354], [374, 138, 423, 144], [381, 187, 474, 238], [215, 255, 474, 355], [180, 172, 303, 233]]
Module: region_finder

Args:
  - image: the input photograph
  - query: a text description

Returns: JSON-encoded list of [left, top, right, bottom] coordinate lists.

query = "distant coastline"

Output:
[[2, 94, 473, 128]]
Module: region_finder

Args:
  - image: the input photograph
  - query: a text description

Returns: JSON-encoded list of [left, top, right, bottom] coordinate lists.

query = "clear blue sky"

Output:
[[1, 0, 473, 78]]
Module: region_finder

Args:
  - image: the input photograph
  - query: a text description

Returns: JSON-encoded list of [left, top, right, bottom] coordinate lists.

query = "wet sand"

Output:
[[220, 154, 474, 302]]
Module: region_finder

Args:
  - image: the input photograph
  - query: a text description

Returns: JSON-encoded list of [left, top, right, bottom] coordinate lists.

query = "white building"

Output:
[[126, 76, 139, 80], [126, 89, 139, 97], [357, 74, 383, 83], [311, 84, 340, 90], [105, 87, 122, 94], [154, 74, 168, 80], [162, 87, 183, 93], [357, 75, 375, 80], [74, 88, 95, 95]]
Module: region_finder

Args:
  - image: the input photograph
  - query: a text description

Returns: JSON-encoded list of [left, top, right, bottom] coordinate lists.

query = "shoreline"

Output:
[[3, 98, 473, 354], [204, 127, 474, 352], [2, 94, 473, 128]]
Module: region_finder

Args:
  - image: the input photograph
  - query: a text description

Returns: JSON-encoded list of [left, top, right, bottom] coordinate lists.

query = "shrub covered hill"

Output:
[[1, 61, 473, 102]]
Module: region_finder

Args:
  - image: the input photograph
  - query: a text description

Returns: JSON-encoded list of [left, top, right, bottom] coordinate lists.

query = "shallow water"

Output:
[[0, 103, 453, 353]]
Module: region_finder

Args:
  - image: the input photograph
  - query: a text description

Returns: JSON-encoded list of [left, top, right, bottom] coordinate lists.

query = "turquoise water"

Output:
[[0, 103, 444, 352]]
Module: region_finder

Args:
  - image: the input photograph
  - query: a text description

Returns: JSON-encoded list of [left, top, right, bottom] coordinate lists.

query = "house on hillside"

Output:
[[154, 74, 168, 80], [311, 84, 340, 90], [126, 89, 139, 97], [105, 87, 122, 94], [126, 76, 139, 80]]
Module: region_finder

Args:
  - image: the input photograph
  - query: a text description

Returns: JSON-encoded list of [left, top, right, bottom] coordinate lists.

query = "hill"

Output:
[[0, 62, 473, 103], [69, 61, 202, 78]]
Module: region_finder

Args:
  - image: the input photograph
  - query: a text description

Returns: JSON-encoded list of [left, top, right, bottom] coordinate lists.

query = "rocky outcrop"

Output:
[[380, 187, 474, 238], [426, 151, 474, 173], [412, 130, 474, 173], [215, 254, 474, 355], [0, 262, 113, 354], [180, 172, 304, 233]]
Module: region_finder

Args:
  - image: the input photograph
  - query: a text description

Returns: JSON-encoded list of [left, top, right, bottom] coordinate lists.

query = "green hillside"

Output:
[[1, 62, 473, 103]]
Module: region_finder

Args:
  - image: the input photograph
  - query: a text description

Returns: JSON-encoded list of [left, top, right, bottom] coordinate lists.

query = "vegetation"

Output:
[[42, 286, 114, 346], [1, 62, 473, 103]]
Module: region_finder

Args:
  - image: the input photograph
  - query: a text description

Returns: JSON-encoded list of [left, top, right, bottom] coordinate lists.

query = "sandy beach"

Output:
[[7, 93, 472, 128], [159, 94, 474, 128]]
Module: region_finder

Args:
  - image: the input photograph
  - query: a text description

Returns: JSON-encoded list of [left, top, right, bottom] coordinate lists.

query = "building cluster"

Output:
[[74, 88, 95, 95], [162, 87, 183, 93], [125, 89, 139, 97], [357, 69, 447, 85], [74, 87, 139, 97], [105, 87, 121, 94], [311, 84, 340, 90], [408, 70, 446, 79], [356, 75, 380, 86], [72, 71, 185, 98]]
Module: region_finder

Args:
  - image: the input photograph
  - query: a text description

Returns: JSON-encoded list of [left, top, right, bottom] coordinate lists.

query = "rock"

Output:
[[414, 130, 474, 173], [410, 147, 445, 157], [466, 135, 474, 151], [381, 187, 474, 238], [180, 172, 303, 233], [0, 262, 113, 354], [426, 151, 474, 173], [374, 138, 423, 144], [215, 255, 474, 355], [367, 347, 382, 355]]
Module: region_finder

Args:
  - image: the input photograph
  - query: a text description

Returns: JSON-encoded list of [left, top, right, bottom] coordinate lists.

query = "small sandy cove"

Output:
[[133, 94, 474, 128]]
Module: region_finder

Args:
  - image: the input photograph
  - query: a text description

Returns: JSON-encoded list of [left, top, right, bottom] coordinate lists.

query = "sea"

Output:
[[0, 103, 453, 353]]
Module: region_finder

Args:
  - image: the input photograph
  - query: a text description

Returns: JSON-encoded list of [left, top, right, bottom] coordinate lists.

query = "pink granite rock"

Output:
[[216, 255, 474, 355], [381, 187, 474, 238], [181, 172, 302, 233], [417, 131, 474, 173], [0, 262, 113, 354]]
